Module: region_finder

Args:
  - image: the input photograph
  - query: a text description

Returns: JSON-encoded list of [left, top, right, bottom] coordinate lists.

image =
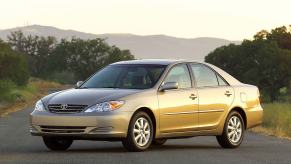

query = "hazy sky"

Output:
[[0, 0, 290, 40]]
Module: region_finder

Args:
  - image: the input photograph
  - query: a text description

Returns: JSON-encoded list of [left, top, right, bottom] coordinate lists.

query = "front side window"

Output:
[[164, 64, 191, 89], [191, 64, 219, 87], [80, 64, 166, 89]]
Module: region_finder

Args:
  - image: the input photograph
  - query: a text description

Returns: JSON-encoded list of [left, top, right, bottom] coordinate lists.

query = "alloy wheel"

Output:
[[227, 116, 242, 144], [133, 117, 151, 147]]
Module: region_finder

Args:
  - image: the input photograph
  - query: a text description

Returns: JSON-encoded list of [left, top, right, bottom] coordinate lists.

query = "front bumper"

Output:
[[30, 110, 133, 139]]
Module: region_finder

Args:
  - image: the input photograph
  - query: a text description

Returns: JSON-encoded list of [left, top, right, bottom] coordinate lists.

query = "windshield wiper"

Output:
[[103, 87, 120, 89], [78, 86, 120, 89], [78, 87, 89, 89]]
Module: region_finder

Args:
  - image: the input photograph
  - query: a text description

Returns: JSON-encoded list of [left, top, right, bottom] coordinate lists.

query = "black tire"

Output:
[[216, 111, 245, 148], [152, 139, 167, 146], [43, 136, 73, 151], [122, 111, 154, 152]]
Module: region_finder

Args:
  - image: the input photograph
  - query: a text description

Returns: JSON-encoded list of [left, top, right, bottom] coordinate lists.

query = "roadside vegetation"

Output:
[[0, 78, 63, 116], [0, 32, 134, 115], [251, 103, 291, 139]]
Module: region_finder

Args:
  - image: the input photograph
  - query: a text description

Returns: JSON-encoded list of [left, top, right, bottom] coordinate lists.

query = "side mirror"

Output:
[[159, 82, 178, 92], [76, 81, 83, 88]]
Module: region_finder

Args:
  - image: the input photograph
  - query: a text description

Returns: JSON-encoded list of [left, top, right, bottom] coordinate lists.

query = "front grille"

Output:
[[40, 126, 86, 133], [48, 104, 88, 113]]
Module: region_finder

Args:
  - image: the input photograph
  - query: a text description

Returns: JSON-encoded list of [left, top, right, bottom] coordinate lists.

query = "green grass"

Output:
[[0, 78, 64, 116], [0, 80, 37, 103], [260, 103, 291, 137]]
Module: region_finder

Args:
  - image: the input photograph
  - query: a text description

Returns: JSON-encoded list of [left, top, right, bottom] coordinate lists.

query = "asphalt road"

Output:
[[0, 108, 291, 164]]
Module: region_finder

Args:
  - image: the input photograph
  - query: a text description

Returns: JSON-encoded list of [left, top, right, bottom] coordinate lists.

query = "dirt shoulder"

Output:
[[250, 126, 291, 141], [0, 79, 71, 117]]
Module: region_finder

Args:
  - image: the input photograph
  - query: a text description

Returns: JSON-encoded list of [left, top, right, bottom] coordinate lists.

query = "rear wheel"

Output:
[[122, 111, 153, 152], [216, 111, 245, 148], [152, 139, 167, 145], [43, 136, 73, 151]]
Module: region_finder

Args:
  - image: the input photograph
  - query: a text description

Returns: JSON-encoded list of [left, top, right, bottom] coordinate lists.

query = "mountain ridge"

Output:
[[0, 25, 241, 61]]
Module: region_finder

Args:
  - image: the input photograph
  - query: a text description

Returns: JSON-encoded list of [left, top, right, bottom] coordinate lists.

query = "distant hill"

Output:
[[0, 25, 240, 61]]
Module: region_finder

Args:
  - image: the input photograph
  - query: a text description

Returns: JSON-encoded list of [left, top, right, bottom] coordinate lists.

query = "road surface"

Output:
[[0, 107, 291, 164]]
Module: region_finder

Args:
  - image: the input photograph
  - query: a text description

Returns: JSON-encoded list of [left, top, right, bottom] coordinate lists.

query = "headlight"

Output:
[[34, 100, 45, 112], [84, 101, 125, 112]]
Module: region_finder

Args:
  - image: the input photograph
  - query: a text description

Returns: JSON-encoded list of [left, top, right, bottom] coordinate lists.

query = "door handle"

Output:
[[189, 94, 197, 100], [225, 91, 232, 97]]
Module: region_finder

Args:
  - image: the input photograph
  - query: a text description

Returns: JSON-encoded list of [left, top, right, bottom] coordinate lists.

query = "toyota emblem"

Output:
[[61, 104, 68, 110]]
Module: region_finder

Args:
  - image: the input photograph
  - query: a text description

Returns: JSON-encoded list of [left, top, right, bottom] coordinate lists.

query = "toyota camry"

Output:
[[30, 59, 263, 151]]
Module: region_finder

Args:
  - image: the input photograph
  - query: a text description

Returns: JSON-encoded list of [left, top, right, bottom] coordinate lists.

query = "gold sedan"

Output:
[[30, 59, 263, 151]]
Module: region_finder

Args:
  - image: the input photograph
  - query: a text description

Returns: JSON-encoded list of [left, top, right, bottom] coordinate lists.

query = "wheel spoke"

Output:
[[139, 136, 143, 145], [144, 122, 148, 130], [233, 117, 237, 126], [140, 119, 144, 128], [135, 134, 141, 141], [144, 130, 150, 135], [228, 125, 235, 130], [136, 121, 141, 129], [237, 129, 242, 133], [232, 132, 236, 141], [133, 129, 140, 133], [142, 134, 146, 142], [228, 131, 234, 137], [236, 121, 241, 128], [230, 118, 234, 126]]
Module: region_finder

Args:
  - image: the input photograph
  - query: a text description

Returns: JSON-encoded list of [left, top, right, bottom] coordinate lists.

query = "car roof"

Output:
[[111, 59, 201, 65]]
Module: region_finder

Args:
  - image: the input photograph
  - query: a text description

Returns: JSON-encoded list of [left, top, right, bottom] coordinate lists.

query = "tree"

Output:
[[7, 30, 26, 53], [205, 39, 291, 102], [254, 26, 291, 51], [6, 31, 135, 83], [49, 38, 134, 80], [0, 42, 29, 86], [7, 31, 57, 77], [266, 26, 291, 50], [254, 30, 269, 40], [254, 26, 291, 96]]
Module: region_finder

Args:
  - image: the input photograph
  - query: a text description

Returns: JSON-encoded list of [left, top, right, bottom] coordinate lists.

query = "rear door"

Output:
[[190, 63, 234, 130]]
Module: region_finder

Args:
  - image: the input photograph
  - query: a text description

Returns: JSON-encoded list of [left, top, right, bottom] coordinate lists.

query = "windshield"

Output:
[[80, 64, 166, 89]]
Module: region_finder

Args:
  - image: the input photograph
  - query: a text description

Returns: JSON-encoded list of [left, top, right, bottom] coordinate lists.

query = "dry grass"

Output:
[[250, 103, 291, 140], [0, 78, 68, 117], [250, 126, 291, 140], [30, 78, 63, 91]]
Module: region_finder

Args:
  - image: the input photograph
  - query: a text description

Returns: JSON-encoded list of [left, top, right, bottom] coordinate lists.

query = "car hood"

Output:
[[42, 88, 140, 107]]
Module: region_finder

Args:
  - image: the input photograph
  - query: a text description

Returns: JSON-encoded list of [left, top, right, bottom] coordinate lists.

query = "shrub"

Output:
[[0, 79, 19, 102], [0, 42, 29, 86], [46, 71, 76, 84]]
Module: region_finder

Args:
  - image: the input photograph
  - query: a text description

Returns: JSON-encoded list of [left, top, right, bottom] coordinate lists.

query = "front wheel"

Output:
[[43, 136, 73, 151], [122, 111, 153, 152], [216, 111, 245, 148]]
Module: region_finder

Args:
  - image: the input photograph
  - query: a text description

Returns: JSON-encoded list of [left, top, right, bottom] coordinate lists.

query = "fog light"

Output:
[[90, 126, 113, 133], [30, 125, 38, 132]]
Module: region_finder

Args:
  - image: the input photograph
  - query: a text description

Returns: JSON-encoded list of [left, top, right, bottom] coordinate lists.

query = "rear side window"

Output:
[[190, 64, 219, 87], [217, 74, 228, 86]]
